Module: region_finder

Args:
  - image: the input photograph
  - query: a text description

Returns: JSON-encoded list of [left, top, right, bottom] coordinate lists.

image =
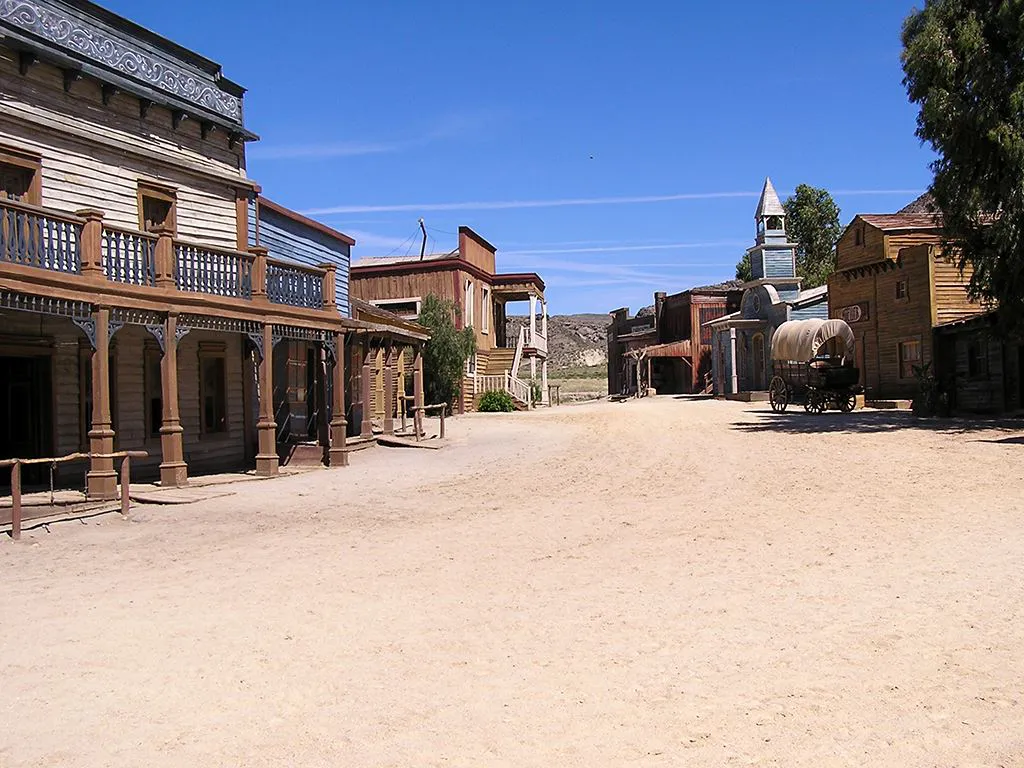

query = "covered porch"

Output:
[[489, 277, 549, 405]]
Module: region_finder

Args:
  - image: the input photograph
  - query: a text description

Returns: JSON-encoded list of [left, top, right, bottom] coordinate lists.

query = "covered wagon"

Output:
[[768, 318, 861, 414]]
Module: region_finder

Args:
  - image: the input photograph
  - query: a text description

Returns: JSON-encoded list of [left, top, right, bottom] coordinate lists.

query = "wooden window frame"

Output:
[[895, 279, 910, 302], [464, 280, 475, 328], [137, 180, 178, 235], [0, 144, 42, 206], [967, 337, 989, 380], [198, 344, 228, 435], [371, 297, 422, 320], [481, 287, 490, 334], [898, 338, 922, 380]]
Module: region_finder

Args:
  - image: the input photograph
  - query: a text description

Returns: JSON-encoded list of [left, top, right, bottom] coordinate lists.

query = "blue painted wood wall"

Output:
[[249, 200, 351, 317]]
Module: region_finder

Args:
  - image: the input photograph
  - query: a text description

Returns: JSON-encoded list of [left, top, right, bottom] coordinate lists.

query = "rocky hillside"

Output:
[[507, 314, 609, 370]]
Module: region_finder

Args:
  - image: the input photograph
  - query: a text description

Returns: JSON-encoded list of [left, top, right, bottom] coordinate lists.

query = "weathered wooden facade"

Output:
[[607, 283, 742, 396], [351, 226, 549, 410], [827, 212, 985, 401], [0, 0, 358, 498], [934, 312, 1023, 414], [708, 178, 829, 395]]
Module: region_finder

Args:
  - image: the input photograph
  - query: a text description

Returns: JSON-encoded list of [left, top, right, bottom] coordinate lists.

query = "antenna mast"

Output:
[[418, 218, 427, 260]]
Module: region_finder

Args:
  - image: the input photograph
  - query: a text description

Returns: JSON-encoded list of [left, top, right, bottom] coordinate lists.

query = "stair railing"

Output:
[[511, 326, 526, 379]]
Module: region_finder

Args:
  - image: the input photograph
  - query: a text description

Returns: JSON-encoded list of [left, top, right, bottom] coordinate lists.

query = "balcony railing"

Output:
[[102, 226, 156, 286], [267, 258, 324, 309], [0, 199, 82, 274], [174, 241, 254, 299], [0, 199, 335, 313]]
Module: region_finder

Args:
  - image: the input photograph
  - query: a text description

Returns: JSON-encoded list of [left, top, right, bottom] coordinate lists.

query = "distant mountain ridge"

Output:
[[507, 314, 609, 370]]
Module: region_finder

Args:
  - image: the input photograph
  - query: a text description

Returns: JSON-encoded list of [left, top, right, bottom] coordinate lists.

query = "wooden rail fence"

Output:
[[2, 450, 148, 541]]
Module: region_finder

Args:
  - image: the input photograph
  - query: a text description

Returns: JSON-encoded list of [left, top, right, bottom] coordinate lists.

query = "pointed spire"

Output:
[[755, 177, 785, 219]]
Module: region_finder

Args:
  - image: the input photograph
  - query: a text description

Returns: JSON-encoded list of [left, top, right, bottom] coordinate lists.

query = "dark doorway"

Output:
[[0, 355, 53, 486]]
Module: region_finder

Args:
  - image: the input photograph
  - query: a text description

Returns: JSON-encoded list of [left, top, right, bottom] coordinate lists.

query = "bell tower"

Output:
[[745, 177, 800, 297]]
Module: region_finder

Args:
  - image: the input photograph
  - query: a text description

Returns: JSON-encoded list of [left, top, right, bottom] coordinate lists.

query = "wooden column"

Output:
[[329, 331, 349, 467], [360, 342, 373, 438], [529, 294, 537, 345], [256, 323, 279, 476], [729, 328, 739, 394], [319, 262, 337, 310], [413, 344, 425, 438], [75, 209, 104, 280], [85, 306, 117, 499], [152, 223, 176, 290], [383, 344, 395, 435], [249, 246, 269, 301], [235, 190, 250, 252], [158, 313, 188, 487], [542, 359, 549, 405]]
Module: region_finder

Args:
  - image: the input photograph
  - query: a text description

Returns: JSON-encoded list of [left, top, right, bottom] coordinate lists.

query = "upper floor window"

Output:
[[854, 226, 864, 246], [138, 181, 177, 234], [896, 279, 909, 300], [0, 146, 41, 206], [464, 279, 475, 327], [481, 287, 490, 334]]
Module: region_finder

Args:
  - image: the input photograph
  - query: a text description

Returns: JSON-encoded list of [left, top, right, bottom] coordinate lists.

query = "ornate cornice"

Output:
[[0, 0, 242, 123]]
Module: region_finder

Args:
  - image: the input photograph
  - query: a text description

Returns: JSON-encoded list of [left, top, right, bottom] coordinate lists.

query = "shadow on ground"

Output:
[[733, 408, 1024, 436]]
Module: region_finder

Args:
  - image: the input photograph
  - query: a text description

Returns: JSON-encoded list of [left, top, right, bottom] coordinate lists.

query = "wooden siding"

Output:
[[249, 201, 351, 317], [791, 300, 829, 321], [835, 221, 889, 271], [351, 268, 458, 317], [763, 247, 796, 279], [932, 250, 983, 325], [459, 231, 496, 274], [0, 52, 243, 248]]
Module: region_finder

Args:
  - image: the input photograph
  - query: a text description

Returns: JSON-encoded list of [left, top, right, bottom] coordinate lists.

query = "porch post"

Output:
[[413, 344, 425, 437], [542, 300, 548, 340], [158, 312, 188, 487], [75, 209, 104, 280], [383, 343, 395, 435], [361, 340, 373, 438], [529, 294, 537, 346], [328, 331, 349, 467], [729, 327, 739, 394], [255, 323, 279, 476], [85, 306, 117, 499], [542, 359, 549, 405]]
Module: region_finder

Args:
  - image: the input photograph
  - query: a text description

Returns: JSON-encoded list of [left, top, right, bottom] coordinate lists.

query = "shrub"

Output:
[[417, 295, 477, 411], [478, 390, 516, 412]]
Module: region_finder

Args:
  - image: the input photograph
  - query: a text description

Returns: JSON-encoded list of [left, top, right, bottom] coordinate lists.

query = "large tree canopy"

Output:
[[417, 294, 476, 410], [902, 0, 1024, 334], [734, 184, 841, 288]]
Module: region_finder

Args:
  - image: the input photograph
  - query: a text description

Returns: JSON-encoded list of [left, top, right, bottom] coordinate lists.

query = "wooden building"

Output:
[[708, 178, 829, 395], [934, 312, 1023, 414], [607, 282, 742, 396], [827, 211, 985, 401], [0, 0, 379, 497], [350, 226, 549, 410]]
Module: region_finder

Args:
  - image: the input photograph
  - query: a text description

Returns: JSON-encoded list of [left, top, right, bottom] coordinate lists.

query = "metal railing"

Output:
[[267, 259, 324, 309], [175, 241, 253, 298], [102, 226, 156, 286], [0, 199, 82, 273], [2, 450, 148, 540]]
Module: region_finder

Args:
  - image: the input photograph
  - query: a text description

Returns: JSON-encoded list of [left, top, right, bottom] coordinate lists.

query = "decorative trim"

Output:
[[145, 323, 165, 353], [272, 324, 326, 342], [72, 317, 96, 349], [175, 325, 190, 343], [323, 337, 337, 364], [107, 319, 123, 342], [0, 0, 242, 121], [111, 307, 163, 326], [0, 289, 91, 320], [178, 314, 261, 335], [245, 330, 264, 361]]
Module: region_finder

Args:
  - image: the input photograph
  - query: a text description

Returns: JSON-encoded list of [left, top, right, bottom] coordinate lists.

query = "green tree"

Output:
[[417, 294, 476, 410], [902, 1, 1022, 333], [734, 184, 841, 287], [785, 184, 841, 289]]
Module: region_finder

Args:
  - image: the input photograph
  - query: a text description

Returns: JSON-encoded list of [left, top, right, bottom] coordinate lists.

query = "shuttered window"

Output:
[[899, 339, 922, 379]]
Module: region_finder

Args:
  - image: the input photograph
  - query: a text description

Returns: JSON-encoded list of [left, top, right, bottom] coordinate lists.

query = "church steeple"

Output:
[[745, 176, 798, 285], [755, 177, 786, 244]]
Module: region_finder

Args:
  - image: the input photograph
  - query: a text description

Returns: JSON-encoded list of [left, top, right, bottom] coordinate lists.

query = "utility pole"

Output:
[[418, 218, 427, 260]]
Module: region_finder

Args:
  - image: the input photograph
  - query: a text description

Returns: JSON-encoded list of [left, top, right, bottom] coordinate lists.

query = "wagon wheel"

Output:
[[805, 389, 826, 415], [838, 391, 857, 413], [768, 376, 789, 413]]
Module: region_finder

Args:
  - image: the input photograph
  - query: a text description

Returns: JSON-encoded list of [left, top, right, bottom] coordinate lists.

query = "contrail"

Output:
[[304, 189, 923, 215]]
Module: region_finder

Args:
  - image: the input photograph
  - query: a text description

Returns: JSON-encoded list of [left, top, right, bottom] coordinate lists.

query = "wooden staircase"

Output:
[[485, 348, 517, 376]]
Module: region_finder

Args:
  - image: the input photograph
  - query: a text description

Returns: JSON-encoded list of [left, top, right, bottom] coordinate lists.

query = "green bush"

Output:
[[478, 390, 516, 412]]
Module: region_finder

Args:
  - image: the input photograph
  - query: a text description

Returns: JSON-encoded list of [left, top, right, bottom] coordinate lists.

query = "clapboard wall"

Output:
[[249, 199, 351, 318], [0, 49, 247, 249]]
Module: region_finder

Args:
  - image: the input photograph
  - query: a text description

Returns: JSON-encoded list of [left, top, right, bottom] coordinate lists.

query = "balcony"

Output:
[[0, 198, 336, 314]]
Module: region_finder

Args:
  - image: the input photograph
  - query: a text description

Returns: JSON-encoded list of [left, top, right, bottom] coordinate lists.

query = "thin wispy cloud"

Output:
[[303, 188, 923, 215], [502, 240, 747, 256], [250, 141, 406, 160]]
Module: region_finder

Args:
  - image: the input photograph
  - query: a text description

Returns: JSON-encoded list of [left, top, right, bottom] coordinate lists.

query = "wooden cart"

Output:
[[767, 319, 861, 415]]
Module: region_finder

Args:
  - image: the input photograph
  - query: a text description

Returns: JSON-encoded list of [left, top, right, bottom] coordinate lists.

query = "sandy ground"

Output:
[[2, 398, 1024, 767]]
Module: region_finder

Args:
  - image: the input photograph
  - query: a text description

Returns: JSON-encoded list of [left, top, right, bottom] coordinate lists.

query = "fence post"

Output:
[[440, 408, 446, 440], [10, 462, 21, 541], [120, 455, 131, 518]]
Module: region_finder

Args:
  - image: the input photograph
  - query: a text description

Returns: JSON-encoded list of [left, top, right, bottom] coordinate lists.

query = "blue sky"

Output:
[[109, 0, 931, 315]]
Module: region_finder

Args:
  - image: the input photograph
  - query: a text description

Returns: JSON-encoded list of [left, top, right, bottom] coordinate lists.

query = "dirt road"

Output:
[[2, 399, 1023, 767]]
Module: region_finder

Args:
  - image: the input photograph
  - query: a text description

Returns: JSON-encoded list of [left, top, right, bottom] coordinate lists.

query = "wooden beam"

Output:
[[171, 110, 187, 131], [139, 98, 153, 119], [101, 83, 119, 106], [200, 121, 214, 140], [18, 51, 37, 76], [228, 132, 241, 150], [61, 68, 82, 93]]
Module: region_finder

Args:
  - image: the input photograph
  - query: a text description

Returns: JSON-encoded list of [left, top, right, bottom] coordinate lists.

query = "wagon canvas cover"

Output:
[[770, 319, 856, 362]]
